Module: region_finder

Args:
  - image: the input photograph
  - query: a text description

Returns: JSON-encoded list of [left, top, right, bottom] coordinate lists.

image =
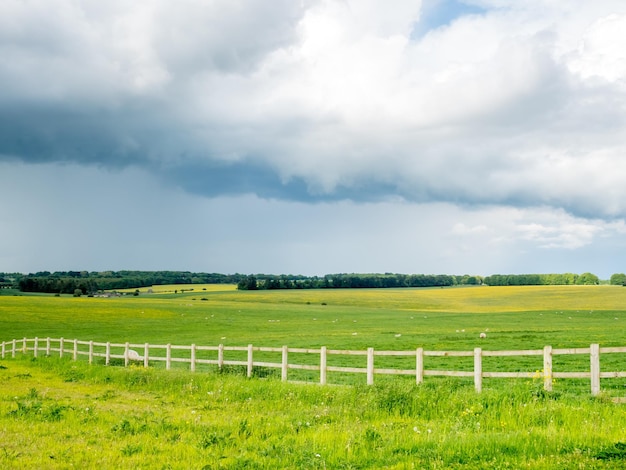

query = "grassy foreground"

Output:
[[3, 285, 626, 468], [2, 355, 626, 469]]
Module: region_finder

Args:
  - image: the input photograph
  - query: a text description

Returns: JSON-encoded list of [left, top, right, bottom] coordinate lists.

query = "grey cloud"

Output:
[[2, 0, 626, 224]]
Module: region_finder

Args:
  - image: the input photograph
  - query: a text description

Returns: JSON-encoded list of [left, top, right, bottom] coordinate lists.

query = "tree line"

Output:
[[2, 270, 624, 294], [12, 271, 245, 295], [238, 272, 626, 290], [482, 272, 602, 286], [238, 273, 483, 290]]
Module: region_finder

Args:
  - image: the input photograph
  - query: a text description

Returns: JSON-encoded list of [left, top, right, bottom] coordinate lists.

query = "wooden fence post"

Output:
[[247, 344, 254, 378], [105, 342, 111, 365], [281, 346, 288, 382], [416, 347, 424, 384], [218, 344, 224, 370], [11, 339, 16, 358], [22, 337, 27, 354], [474, 347, 483, 393], [144, 343, 149, 368], [46, 337, 51, 356], [73, 339, 78, 361], [590, 343, 600, 396], [320, 346, 327, 385], [1, 341, 5, 359], [166, 344, 172, 370], [367, 348, 374, 385], [33, 337, 38, 358], [543, 345, 553, 391], [59, 338, 64, 358], [190, 344, 196, 372], [124, 342, 130, 367], [89, 341, 94, 364]]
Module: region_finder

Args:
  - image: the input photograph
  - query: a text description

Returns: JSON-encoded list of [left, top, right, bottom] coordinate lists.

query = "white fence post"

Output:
[[281, 346, 288, 382], [416, 347, 424, 384], [73, 339, 78, 361], [46, 337, 51, 356], [105, 342, 111, 365], [590, 343, 600, 396], [218, 344, 224, 370], [144, 343, 149, 368], [33, 337, 38, 358], [11, 339, 16, 358], [1, 341, 5, 359], [59, 338, 64, 358], [166, 344, 172, 370], [367, 347, 374, 385], [474, 347, 482, 393], [22, 337, 27, 354], [89, 341, 94, 364], [190, 344, 196, 372], [247, 344, 254, 378], [124, 342, 130, 367], [320, 346, 327, 385], [543, 345, 553, 391]]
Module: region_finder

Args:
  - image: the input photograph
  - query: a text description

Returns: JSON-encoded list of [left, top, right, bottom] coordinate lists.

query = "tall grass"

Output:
[[1, 355, 626, 469]]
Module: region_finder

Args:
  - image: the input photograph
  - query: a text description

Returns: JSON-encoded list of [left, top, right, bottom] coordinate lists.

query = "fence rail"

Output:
[[2, 337, 626, 395]]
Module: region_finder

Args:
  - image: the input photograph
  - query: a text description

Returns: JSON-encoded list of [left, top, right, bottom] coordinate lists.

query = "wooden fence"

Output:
[[2, 337, 626, 396]]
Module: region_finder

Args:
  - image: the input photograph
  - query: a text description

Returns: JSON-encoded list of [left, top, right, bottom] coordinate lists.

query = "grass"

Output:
[[2, 355, 626, 469], [3, 285, 626, 349], [3, 285, 626, 468]]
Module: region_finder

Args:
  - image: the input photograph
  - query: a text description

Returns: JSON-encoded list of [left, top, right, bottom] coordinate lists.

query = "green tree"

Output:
[[610, 273, 626, 286], [576, 272, 599, 285]]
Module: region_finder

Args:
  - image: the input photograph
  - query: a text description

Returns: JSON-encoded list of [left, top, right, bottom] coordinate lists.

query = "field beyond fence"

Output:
[[3, 336, 626, 397]]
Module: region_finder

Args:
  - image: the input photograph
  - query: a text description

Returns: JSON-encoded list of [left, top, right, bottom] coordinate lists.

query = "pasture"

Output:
[[3, 285, 626, 468], [3, 285, 626, 350]]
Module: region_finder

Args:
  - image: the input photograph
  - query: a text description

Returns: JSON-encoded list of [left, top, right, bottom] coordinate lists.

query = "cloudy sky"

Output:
[[2, 0, 626, 278]]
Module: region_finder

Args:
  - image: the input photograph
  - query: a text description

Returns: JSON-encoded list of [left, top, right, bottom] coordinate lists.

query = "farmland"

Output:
[[2, 285, 626, 468], [3, 284, 626, 350]]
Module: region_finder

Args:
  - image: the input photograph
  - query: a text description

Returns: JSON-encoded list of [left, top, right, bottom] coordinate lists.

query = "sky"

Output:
[[2, 0, 626, 279]]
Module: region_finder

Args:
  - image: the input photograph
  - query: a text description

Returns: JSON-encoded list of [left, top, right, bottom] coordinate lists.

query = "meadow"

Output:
[[2, 285, 626, 468]]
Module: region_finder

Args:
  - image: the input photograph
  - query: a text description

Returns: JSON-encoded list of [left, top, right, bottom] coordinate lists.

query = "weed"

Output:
[[198, 429, 232, 449], [120, 443, 143, 457], [62, 367, 85, 383], [595, 442, 626, 460], [1, 447, 22, 460], [111, 417, 147, 435]]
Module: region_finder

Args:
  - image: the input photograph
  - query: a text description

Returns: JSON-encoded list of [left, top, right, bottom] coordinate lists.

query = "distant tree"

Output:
[[237, 275, 258, 291], [73, 289, 82, 297], [246, 275, 258, 290], [576, 272, 599, 285], [610, 273, 626, 286]]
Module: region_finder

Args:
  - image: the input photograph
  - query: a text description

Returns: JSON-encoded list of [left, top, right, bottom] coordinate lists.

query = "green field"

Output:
[[3, 284, 626, 349], [2, 285, 626, 468]]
